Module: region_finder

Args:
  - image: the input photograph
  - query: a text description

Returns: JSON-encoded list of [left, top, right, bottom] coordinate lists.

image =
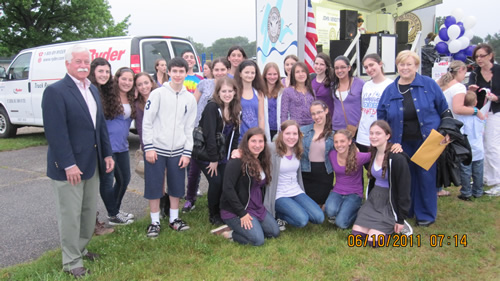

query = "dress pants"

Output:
[[52, 165, 99, 270]]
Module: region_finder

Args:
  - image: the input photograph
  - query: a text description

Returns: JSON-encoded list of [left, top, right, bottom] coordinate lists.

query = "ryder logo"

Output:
[[89, 48, 126, 61]]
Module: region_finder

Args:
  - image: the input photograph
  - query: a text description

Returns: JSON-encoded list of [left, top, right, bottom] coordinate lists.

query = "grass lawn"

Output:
[[0, 132, 47, 152], [1, 186, 499, 281]]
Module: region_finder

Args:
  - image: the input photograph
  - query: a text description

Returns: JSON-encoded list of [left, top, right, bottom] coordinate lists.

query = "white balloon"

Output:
[[463, 16, 477, 29], [458, 36, 470, 50], [451, 8, 464, 21], [434, 36, 442, 43], [448, 39, 462, 53], [464, 29, 474, 40], [440, 24, 445, 30], [447, 25, 461, 40]]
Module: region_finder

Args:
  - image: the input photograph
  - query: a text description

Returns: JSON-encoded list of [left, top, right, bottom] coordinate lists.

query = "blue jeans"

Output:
[[223, 211, 280, 246], [460, 160, 484, 197], [275, 193, 325, 228], [324, 191, 362, 229], [99, 151, 131, 217]]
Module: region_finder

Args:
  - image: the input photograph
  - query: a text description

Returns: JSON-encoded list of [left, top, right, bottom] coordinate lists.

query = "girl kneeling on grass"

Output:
[[216, 127, 280, 246], [264, 120, 325, 231], [352, 120, 412, 247]]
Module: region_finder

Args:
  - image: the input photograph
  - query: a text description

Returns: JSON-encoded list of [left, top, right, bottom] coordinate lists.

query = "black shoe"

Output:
[[209, 215, 224, 226], [458, 194, 472, 201], [416, 220, 434, 227], [160, 194, 170, 218]]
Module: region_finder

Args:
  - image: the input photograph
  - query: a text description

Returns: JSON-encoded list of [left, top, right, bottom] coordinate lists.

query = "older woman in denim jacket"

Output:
[[300, 100, 335, 206], [377, 50, 448, 227]]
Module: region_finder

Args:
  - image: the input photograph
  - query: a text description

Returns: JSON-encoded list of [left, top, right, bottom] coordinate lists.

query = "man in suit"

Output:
[[42, 45, 114, 278]]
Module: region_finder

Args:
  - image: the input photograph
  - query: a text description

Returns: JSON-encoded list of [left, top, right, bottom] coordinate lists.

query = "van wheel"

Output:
[[0, 107, 17, 138]]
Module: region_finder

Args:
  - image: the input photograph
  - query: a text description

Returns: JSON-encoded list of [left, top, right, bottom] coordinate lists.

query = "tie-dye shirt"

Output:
[[183, 74, 203, 94]]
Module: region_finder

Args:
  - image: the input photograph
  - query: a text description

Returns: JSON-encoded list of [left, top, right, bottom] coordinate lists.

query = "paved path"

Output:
[[0, 132, 207, 268]]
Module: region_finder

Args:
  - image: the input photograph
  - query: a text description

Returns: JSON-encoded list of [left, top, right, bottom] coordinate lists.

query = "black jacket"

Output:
[[468, 64, 500, 112], [367, 152, 411, 224], [220, 159, 263, 218], [199, 101, 239, 162], [437, 110, 472, 187]]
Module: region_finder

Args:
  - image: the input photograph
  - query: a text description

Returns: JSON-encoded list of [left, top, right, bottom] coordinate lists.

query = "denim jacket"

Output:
[[300, 124, 334, 174], [377, 73, 448, 144]]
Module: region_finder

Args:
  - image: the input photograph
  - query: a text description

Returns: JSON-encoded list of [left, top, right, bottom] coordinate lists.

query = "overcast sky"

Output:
[[108, 0, 499, 46]]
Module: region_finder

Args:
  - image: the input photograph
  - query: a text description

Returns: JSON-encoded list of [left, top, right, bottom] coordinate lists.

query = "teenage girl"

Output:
[[184, 58, 231, 213], [356, 54, 393, 152], [100, 67, 136, 225], [352, 120, 412, 245], [332, 56, 364, 132], [262, 62, 284, 140], [196, 77, 240, 225], [280, 62, 315, 126], [153, 58, 168, 87], [263, 120, 325, 230], [300, 100, 334, 206], [134, 72, 158, 150], [226, 46, 247, 79], [203, 61, 214, 79], [312, 53, 334, 118], [281, 54, 299, 87], [218, 127, 280, 246], [234, 60, 265, 141]]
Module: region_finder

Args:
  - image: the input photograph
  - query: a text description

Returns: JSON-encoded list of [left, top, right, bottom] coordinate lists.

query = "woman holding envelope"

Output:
[[377, 50, 448, 227]]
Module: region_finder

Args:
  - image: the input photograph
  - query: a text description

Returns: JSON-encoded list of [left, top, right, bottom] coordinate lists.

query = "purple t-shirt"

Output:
[[311, 79, 334, 119], [280, 87, 314, 126], [220, 176, 267, 221], [329, 151, 371, 198], [332, 77, 364, 130], [371, 164, 389, 188]]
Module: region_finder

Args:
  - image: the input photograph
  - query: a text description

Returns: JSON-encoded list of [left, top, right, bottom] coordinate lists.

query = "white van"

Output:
[[0, 35, 201, 138]]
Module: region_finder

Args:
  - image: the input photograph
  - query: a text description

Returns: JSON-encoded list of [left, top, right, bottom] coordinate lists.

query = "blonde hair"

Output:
[[437, 61, 466, 89], [396, 50, 420, 66]]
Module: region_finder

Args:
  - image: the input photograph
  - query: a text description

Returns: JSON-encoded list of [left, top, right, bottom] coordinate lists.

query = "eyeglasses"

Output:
[[334, 66, 348, 70], [474, 53, 490, 59], [311, 110, 324, 116]]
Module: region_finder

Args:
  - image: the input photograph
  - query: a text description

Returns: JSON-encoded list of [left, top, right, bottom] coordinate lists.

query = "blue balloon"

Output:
[[465, 45, 476, 57], [457, 22, 465, 37], [435, 42, 449, 54], [439, 28, 450, 41], [445, 16, 457, 28], [453, 51, 467, 62]]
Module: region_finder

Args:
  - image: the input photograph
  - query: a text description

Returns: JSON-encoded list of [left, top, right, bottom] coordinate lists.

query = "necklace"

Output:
[[397, 84, 411, 95]]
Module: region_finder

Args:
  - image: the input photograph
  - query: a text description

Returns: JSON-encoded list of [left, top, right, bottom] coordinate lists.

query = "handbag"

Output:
[[192, 108, 227, 162], [134, 149, 145, 179], [338, 88, 358, 136]]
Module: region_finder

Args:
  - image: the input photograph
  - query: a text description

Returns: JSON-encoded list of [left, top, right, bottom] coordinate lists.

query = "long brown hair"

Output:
[[89, 58, 113, 96], [275, 120, 303, 159], [310, 100, 332, 140], [211, 76, 241, 126], [333, 129, 357, 175], [262, 62, 283, 99], [154, 58, 168, 84], [315, 52, 334, 87], [134, 72, 158, 110], [290, 62, 315, 97], [234, 60, 265, 95], [239, 127, 272, 184], [106, 67, 136, 119], [367, 120, 393, 179]]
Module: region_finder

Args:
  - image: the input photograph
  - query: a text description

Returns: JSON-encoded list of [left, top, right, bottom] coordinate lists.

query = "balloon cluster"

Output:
[[434, 8, 476, 62]]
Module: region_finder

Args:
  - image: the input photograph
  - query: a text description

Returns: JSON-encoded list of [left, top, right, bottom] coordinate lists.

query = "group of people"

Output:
[[42, 41, 499, 277]]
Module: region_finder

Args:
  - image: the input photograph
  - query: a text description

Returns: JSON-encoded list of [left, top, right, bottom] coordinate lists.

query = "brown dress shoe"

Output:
[[94, 220, 114, 236], [65, 267, 89, 278], [84, 252, 100, 261]]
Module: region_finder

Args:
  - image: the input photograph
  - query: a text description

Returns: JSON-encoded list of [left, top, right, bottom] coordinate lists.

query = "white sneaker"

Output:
[[485, 186, 500, 196], [276, 219, 287, 231], [400, 220, 413, 236]]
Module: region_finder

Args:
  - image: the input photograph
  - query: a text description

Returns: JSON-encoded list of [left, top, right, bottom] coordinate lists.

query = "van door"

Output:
[[0, 52, 34, 125], [170, 40, 201, 73]]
